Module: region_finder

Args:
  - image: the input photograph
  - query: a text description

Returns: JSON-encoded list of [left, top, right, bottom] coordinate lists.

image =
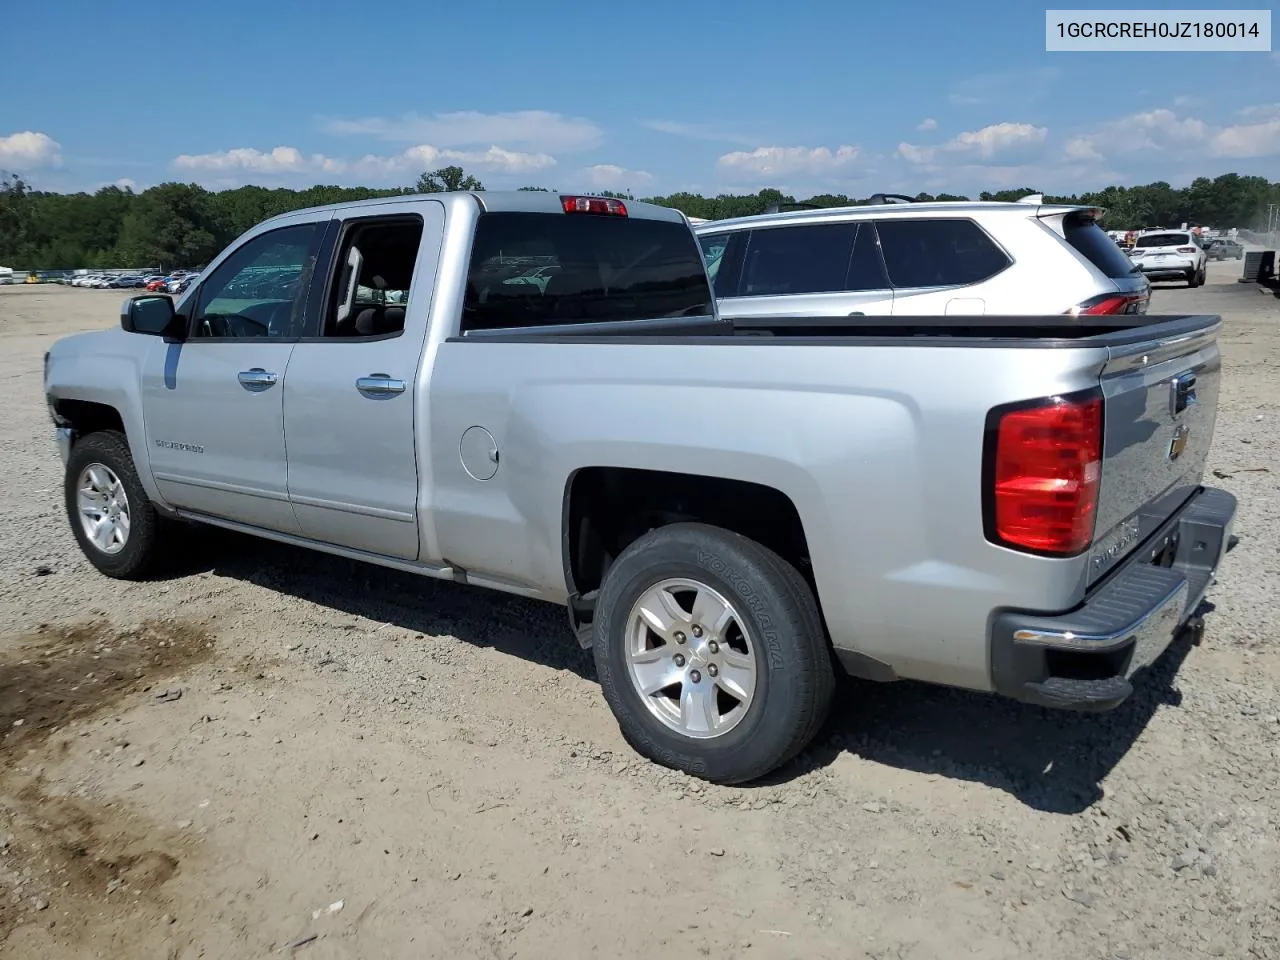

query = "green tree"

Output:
[[112, 183, 220, 269], [0, 173, 34, 263], [416, 165, 484, 193], [8, 170, 1280, 270]]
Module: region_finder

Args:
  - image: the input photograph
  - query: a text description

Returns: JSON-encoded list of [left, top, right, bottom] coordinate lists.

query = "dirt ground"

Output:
[[1, 266, 1278, 960]]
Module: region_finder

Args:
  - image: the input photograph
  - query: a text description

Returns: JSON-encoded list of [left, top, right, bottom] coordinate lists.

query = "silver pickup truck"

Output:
[[43, 191, 1237, 784]]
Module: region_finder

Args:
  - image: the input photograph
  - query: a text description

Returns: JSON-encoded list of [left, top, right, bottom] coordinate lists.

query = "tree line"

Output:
[[2, 164, 1277, 271]]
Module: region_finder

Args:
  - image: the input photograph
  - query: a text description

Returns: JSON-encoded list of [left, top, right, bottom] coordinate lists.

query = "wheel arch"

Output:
[[560, 465, 817, 648], [50, 395, 169, 510]]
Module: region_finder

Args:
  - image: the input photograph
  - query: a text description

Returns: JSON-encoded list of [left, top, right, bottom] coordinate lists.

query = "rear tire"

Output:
[[64, 430, 170, 580], [592, 522, 836, 784]]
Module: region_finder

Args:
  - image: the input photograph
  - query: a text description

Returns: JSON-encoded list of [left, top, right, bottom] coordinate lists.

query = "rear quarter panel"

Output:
[[426, 337, 1114, 692], [967, 214, 1111, 314]]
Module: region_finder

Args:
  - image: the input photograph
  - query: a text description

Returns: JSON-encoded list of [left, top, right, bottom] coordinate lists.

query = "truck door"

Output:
[[281, 201, 445, 561], [140, 218, 330, 533]]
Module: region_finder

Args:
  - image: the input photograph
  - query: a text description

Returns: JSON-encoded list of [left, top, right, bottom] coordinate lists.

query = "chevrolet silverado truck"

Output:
[[43, 191, 1237, 784]]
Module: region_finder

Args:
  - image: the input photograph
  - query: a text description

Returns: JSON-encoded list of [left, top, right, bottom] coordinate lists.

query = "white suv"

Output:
[[1128, 230, 1208, 287], [693, 195, 1151, 319]]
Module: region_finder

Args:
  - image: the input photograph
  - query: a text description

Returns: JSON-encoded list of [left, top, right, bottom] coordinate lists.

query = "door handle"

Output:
[[237, 368, 278, 391], [848, 311, 865, 316], [356, 374, 406, 396]]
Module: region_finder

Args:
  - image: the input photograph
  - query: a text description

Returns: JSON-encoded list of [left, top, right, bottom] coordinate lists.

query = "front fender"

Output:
[[45, 329, 170, 510]]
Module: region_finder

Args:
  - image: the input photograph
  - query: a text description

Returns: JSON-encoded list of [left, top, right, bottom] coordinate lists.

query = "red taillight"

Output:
[[1176, 246, 1197, 253], [561, 195, 628, 217], [986, 392, 1103, 555], [1069, 292, 1148, 316]]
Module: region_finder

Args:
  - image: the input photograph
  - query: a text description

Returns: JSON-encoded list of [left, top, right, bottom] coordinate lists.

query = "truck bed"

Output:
[[454, 312, 1221, 347], [443, 307, 1222, 656]]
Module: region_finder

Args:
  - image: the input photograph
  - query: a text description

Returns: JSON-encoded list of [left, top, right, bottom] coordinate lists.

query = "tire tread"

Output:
[[64, 429, 167, 580], [592, 522, 835, 784]]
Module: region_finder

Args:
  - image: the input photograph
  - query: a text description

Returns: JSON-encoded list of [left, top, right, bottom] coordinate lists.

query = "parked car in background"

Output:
[[1205, 237, 1244, 261], [44, 189, 1235, 783], [169, 273, 199, 295], [1129, 230, 1209, 286], [692, 194, 1150, 319]]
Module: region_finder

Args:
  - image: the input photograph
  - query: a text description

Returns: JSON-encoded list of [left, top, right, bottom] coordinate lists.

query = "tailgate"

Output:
[[1088, 319, 1222, 585]]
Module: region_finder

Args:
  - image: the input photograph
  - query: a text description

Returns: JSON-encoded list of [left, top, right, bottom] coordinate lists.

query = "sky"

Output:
[[1, 0, 1277, 199]]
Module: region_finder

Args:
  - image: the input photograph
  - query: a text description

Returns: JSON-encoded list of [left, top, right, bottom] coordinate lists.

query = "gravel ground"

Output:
[[1, 266, 1278, 960]]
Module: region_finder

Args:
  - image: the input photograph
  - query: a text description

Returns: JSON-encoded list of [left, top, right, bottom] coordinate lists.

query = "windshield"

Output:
[[1134, 233, 1191, 248]]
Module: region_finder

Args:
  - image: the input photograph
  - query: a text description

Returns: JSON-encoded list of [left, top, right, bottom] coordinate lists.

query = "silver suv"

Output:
[[692, 195, 1151, 318]]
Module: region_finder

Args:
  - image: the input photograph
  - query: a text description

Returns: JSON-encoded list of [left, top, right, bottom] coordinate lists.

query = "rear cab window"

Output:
[[461, 212, 714, 332], [1064, 213, 1140, 279]]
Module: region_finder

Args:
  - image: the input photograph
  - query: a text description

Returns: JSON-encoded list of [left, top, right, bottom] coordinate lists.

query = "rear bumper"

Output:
[[1136, 258, 1197, 278], [990, 486, 1236, 711]]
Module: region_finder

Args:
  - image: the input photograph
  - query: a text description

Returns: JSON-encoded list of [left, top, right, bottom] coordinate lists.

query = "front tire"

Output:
[[592, 522, 835, 784], [64, 430, 169, 579]]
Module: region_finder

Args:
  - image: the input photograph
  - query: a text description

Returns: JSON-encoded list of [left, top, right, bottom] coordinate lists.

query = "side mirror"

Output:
[[121, 295, 185, 340]]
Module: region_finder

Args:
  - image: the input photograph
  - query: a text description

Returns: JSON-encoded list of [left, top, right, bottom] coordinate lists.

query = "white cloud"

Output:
[[897, 122, 1048, 165], [114, 178, 138, 190], [0, 131, 62, 169], [320, 110, 601, 152], [1067, 106, 1280, 162], [1237, 103, 1280, 120], [1211, 118, 1280, 158], [917, 118, 938, 131], [173, 146, 321, 174], [577, 164, 654, 190], [1120, 109, 1210, 148], [897, 142, 935, 164], [949, 122, 1047, 158], [353, 145, 555, 177], [1064, 136, 1104, 162], [716, 144, 861, 179], [172, 144, 555, 180]]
